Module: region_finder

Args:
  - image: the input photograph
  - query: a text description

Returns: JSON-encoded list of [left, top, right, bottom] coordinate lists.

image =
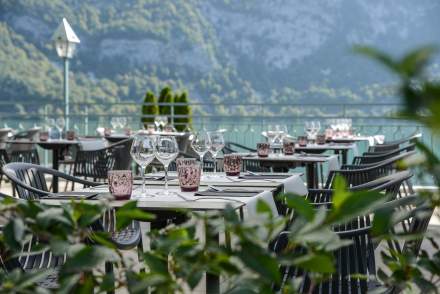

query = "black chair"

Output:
[[307, 170, 413, 207], [2, 163, 142, 253], [223, 142, 256, 154], [73, 138, 133, 181], [325, 151, 416, 189], [8, 128, 41, 165], [367, 132, 420, 153], [273, 194, 432, 293], [0, 192, 62, 289], [352, 144, 415, 165], [0, 149, 9, 187]]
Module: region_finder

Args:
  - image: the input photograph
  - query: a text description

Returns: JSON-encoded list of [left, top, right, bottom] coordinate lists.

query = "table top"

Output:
[[39, 173, 305, 213], [295, 143, 356, 151], [241, 153, 335, 163], [6, 139, 79, 145], [140, 172, 301, 188]]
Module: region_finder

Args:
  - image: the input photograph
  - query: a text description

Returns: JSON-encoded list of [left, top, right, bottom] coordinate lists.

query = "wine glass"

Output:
[[130, 132, 156, 198], [155, 135, 179, 195], [118, 117, 127, 130], [191, 131, 210, 174], [110, 117, 119, 130], [55, 117, 65, 139], [304, 121, 312, 139], [207, 131, 225, 173]]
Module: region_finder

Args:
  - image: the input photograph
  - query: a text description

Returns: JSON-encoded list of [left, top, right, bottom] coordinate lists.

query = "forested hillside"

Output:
[[1, 0, 439, 116]]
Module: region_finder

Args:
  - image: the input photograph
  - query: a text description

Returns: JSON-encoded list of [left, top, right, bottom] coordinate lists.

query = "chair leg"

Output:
[[137, 239, 145, 273]]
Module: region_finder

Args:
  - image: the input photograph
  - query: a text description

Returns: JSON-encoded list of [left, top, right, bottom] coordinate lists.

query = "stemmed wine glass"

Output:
[[130, 132, 156, 198], [110, 117, 119, 130], [55, 117, 65, 140], [155, 135, 179, 195], [191, 131, 210, 174], [207, 131, 225, 173], [118, 117, 127, 130]]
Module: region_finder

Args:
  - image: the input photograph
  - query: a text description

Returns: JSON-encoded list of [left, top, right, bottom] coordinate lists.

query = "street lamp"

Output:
[[52, 18, 80, 131]]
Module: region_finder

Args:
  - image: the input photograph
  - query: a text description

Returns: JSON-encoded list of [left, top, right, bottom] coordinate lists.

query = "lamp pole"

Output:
[[64, 57, 70, 130], [52, 18, 80, 133]]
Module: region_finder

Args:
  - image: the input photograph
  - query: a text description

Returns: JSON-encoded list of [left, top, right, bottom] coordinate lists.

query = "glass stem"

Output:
[[213, 154, 217, 174], [164, 165, 168, 192], [200, 154, 204, 176], [141, 166, 145, 195]]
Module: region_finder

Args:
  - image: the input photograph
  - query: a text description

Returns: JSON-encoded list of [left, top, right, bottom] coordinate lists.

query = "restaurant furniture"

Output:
[[2, 162, 142, 255], [324, 151, 416, 189], [73, 138, 132, 181], [272, 193, 432, 293]]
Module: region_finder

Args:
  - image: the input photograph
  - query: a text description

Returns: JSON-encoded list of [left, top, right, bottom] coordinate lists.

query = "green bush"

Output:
[[158, 86, 174, 116], [174, 91, 192, 131], [141, 90, 159, 127]]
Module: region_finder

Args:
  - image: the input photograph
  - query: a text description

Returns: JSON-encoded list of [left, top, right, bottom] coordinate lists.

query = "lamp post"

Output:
[[52, 18, 80, 131]]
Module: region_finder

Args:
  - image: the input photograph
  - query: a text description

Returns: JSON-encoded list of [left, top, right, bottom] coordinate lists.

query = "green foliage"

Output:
[[356, 45, 440, 292], [141, 90, 159, 127], [174, 91, 192, 131], [158, 86, 174, 116]]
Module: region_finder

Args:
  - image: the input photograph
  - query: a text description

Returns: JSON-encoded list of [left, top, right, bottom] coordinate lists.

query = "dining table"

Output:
[[238, 153, 339, 188], [6, 139, 79, 192], [294, 142, 358, 165], [40, 172, 307, 294]]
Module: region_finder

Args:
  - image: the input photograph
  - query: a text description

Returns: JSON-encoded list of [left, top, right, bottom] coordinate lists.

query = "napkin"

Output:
[[195, 189, 262, 197], [239, 174, 289, 179], [327, 155, 340, 173], [42, 192, 99, 199], [244, 191, 279, 218], [282, 176, 308, 196]]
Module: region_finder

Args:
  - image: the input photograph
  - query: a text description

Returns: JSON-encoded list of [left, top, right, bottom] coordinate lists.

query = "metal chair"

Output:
[[8, 128, 41, 165], [352, 144, 415, 165], [223, 142, 256, 154], [2, 163, 142, 252], [0, 192, 62, 289], [0, 149, 9, 187], [73, 138, 133, 181], [325, 151, 416, 189], [273, 194, 432, 293], [367, 132, 420, 153], [308, 171, 413, 207]]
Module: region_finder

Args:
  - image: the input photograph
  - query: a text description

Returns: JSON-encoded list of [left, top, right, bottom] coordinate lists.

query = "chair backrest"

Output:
[[368, 132, 420, 153], [325, 151, 416, 188], [379, 195, 434, 256], [0, 149, 9, 170], [353, 144, 415, 165], [3, 162, 98, 200], [77, 137, 107, 151], [9, 149, 40, 165], [74, 138, 133, 180], [350, 170, 413, 200], [3, 162, 49, 199]]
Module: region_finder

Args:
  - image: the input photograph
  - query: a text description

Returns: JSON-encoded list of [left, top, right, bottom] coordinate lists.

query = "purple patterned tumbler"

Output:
[[223, 154, 242, 176], [108, 170, 133, 200], [257, 142, 270, 158], [177, 161, 201, 192]]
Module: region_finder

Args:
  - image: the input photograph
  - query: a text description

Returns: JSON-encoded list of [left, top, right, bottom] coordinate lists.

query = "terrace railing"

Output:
[[0, 100, 436, 150]]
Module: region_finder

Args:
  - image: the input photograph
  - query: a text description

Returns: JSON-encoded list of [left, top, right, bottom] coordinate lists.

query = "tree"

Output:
[[174, 91, 192, 131], [158, 86, 174, 116], [141, 90, 159, 127]]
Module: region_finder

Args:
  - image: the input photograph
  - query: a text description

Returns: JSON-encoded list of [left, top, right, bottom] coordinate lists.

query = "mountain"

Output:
[[1, 0, 440, 117]]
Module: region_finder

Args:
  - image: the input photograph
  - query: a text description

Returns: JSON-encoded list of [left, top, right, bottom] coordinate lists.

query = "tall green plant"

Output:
[[174, 91, 192, 131], [141, 90, 159, 127], [158, 86, 174, 116]]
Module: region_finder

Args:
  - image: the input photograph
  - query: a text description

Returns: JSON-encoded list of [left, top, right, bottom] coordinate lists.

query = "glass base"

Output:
[[225, 171, 240, 176], [180, 186, 199, 192]]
